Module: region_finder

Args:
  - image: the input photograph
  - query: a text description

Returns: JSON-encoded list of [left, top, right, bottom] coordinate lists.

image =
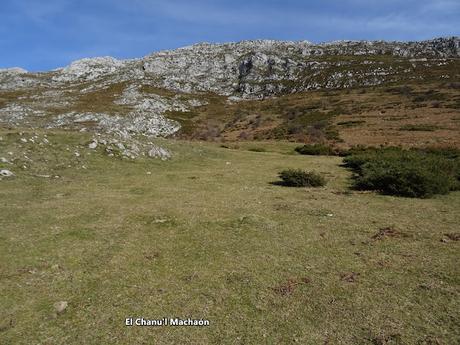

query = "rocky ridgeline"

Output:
[[36, 37, 460, 97], [141, 37, 460, 96], [0, 37, 459, 143], [4, 37, 460, 94]]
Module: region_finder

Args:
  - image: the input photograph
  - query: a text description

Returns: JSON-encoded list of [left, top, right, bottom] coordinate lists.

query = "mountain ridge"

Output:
[[0, 36, 459, 147], [2, 36, 460, 73]]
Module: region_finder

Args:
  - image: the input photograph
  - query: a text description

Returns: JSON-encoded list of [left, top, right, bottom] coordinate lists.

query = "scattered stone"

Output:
[[148, 146, 171, 160], [88, 140, 98, 149], [0, 169, 14, 177], [152, 219, 167, 224], [53, 301, 68, 314]]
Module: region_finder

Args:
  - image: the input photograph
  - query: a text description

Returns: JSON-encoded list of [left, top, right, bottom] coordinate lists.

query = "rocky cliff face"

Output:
[[1, 37, 459, 138], [141, 37, 460, 96]]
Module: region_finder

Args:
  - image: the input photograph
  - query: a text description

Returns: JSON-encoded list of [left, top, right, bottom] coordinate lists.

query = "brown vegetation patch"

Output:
[[340, 272, 360, 283], [272, 277, 311, 296], [441, 233, 460, 243], [371, 227, 406, 241]]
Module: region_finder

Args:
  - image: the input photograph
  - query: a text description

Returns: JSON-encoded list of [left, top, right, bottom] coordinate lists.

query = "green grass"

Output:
[[0, 130, 459, 344]]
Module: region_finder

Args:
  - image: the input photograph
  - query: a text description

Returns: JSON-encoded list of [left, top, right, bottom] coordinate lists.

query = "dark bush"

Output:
[[399, 124, 438, 132], [248, 147, 266, 152], [386, 86, 413, 96], [325, 128, 342, 141], [343, 148, 460, 198], [413, 147, 460, 160], [278, 169, 326, 187], [337, 120, 366, 127], [295, 144, 336, 156]]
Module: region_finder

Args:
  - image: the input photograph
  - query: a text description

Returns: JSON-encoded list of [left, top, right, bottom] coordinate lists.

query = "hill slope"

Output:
[[1, 37, 459, 146]]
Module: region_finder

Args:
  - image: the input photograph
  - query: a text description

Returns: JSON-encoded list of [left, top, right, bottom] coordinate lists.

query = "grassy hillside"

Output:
[[1, 56, 459, 149], [164, 80, 460, 148], [1, 130, 459, 344]]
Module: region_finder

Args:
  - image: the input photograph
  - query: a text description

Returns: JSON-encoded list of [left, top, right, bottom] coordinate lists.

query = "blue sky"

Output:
[[1, 0, 459, 71]]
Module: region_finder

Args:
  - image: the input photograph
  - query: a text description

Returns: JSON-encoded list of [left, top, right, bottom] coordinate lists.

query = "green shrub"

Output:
[[278, 169, 326, 187], [337, 120, 366, 127], [399, 124, 439, 132], [413, 147, 460, 160], [295, 144, 336, 156], [248, 147, 266, 152], [343, 148, 460, 198], [325, 128, 342, 141]]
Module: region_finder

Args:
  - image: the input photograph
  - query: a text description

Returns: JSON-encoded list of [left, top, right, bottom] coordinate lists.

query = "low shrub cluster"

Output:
[[248, 147, 266, 152], [295, 144, 341, 156], [278, 169, 326, 187], [337, 120, 366, 127], [343, 147, 460, 198], [399, 124, 439, 132]]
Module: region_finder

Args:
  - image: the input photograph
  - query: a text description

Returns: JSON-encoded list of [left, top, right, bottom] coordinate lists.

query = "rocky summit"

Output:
[[0, 37, 459, 139]]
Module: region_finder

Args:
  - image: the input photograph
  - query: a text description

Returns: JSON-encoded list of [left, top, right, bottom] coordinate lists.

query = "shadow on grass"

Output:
[[269, 181, 298, 187]]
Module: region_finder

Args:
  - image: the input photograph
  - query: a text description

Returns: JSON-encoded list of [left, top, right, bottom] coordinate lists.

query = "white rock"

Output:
[[0, 169, 14, 177], [148, 146, 171, 160], [88, 140, 98, 149], [53, 301, 68, 314], [0, 67, 27, 74]]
